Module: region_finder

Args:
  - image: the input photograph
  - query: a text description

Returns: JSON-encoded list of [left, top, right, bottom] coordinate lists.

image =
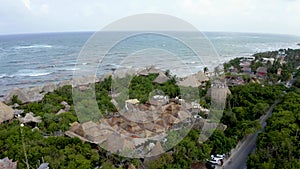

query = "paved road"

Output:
[[220, 101, 279, 169]]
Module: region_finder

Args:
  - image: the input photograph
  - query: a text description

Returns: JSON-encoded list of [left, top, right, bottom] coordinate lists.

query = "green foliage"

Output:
[[128, 73, 180, 103], [222, 83, 283, 142], [0, 121, 100, 169], [247, 92, 300, 169], [129, 74, 157, 103], [12, 95, 22, 105], [148, 153, 174, 169], [150, 129, 212, 169], [208, 129, 236, 154], [223, 57, 241, 71]]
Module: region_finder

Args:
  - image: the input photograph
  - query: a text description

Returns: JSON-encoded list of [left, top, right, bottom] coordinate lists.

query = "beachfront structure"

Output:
[[0, 157, 17, 169], [241, 67, 252, 74], [240, 56, 255, 62], [256, 67, 268, 77], [149, 95, 169, 106], [138, 66, 162, 76], [125, 99, 140, 110], [19, 112, 42, 124], [239, 61, 252, 74], [262, 58, 275, 64], [177, 71, 209, 87], [277, 49, 287, 58], [239, 61, 251, 68], [64, 99, 195, 155], [225, 76, 245, 86], [0, 102, 14, 124], [153, 72, 170, 84]]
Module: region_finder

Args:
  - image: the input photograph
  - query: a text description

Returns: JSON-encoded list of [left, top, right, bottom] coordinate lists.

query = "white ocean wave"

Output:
[[13, 44, 53, 49], [14, 69, 53, 77], [0, 73, 14, 79]]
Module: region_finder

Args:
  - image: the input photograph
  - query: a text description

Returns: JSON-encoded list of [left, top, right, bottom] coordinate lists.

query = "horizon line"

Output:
[[0, 30, 299, 37]]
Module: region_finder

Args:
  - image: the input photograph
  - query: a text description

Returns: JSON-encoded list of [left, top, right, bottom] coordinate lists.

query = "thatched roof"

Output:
[[0, 157, 17, 169], [27, 87, 44, 103], [68, 122, 84, 136], [66, 121, 115, 144], [148, 142, 164, 156], [4, 87, 30, 104], [194, 71, 209, 82], [58, 80, 71, 88], [20, 112, 42, 123], [128, 164, 136, 169], [148, 66, 162, 74], [177, 72, 209, 87], [81, 121, 109, 143], [153, 72, 170, 84], [5, 86, 45, 104], [138, 69, 149, 76], [127, 124, 143, 133], [177, 110, 191, 120], [113, 68, 137, 78], [121, 109, 148, 123], [104, 134, 135, 153], [0, 102, 14, 124], [144, 123, 165, 133], [138, 66, 162, 76], [42, 82, 57, 93], [101, 72, 113, 81], [163, 114, 180, 124], [82, 121, 98, 130], [144, 129, 154, 137], [256, 66, 267, 73], [72, 75, 98, 87], [206, 86, 231, 100]]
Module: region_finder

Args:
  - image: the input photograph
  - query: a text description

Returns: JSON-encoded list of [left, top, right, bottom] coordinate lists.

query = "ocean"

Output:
[[0, 31, 300, 97]]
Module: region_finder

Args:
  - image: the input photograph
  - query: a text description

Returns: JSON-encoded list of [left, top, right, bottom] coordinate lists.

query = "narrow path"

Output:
[[220, 100, 279, 169]]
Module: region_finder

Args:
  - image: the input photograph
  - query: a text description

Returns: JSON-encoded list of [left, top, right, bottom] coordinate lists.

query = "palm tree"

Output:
[[204, 67, 208, 74]]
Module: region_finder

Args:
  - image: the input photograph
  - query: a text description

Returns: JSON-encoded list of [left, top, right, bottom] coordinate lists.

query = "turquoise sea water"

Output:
[[0, 31, 300, 96]]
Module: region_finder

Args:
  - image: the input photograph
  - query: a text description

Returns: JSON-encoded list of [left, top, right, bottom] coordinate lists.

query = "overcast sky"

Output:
[[1, 0, 300, 35]]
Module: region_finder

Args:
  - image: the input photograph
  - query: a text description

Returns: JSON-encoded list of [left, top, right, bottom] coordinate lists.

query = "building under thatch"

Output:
[[42, 82, 57, 93], [177, 110, 191, 121], [104, 134, 135, 153], [138, 66, 162, 76], [0, 102, 14, 124], [256, 66, 268, 77], [177, 71, 209, 87], [153, 72, 170, 84], [148, 142, 164, 156], [19, 112, 42, 124], [0, 157, 17, 169], [4, 87, 30, 104]]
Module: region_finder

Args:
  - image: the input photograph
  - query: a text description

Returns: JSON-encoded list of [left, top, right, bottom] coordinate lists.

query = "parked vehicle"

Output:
[[209, 159, 221, 165], [216, 154, 226, 158], [193, 115, 202, 119], [205, 161, 216, 169]]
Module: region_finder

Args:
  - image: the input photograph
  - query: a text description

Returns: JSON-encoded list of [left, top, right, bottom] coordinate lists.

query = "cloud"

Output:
[[0, 0, 300, 35], [22, 0, 31, 10]]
